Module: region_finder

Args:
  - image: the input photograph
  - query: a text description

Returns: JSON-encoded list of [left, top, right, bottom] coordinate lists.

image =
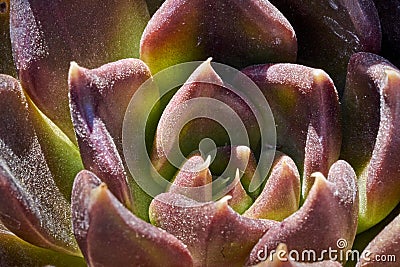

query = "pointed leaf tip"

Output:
[[72, 171, 193, 267], [150, 192, 276, 267], [248, 160, 358, 266], [140, 0, 297, 73]]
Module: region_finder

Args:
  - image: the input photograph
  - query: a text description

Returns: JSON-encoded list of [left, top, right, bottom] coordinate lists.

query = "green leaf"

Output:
[[0, 74, 79, 256], [140, 0, 297, 73], [341, 52, 400, 232], [27, 96, 83, 200], [10, 0, 150, 140], [0, 223, 86, 267]]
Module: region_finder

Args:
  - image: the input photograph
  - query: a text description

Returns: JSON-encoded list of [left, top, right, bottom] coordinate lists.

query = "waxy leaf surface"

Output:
[[10, 0, 150, 140], [243, 64, 341, 198], [141, 0, 297, 73], [0, 74, 79, 255], [72, 170, 193, 267], [248, 161, 358, 266], [341, 52, 400, 232], [150, 192, 277, 267]]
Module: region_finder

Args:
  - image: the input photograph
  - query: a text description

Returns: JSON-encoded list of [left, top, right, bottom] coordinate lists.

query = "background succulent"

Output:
[[0, 0, 399, 266]]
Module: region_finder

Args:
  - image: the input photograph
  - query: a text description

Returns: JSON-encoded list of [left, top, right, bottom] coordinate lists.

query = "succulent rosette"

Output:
[[0, 0, 399, 266]]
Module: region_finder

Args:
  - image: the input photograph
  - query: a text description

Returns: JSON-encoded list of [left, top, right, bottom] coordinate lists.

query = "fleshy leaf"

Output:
[[341, 52, 400, 232], [170, 150, 253, 213], [250, 244, 341, 267], [10, 0, 150, 140], [0, 74, 79, 255], [169, 154, 213, 202], [207, 145, 260, 199], [152, 59, 260, 182], [140, 0, 297, 73], [243, 64, 341, 198], [356, 214, 400, 267], [69, 58, 151, 153], [244, 153, 300, 221], [373, 0, 400, 68], [27, 96, 83, 200], [0, 0, 16, 76], [268, 0, 381, 93], [149, 192, 277, 267], [0, 222, 85, 267], [247, 160, 358, 266], [69, 61, 138, 210], [71, 170, 193, 267]]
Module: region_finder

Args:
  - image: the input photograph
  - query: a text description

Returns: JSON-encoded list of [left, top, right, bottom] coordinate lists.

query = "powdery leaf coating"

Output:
[[68, 61, 138, 209], [69, 58, 151, 153], [269, 0, 381, 93], [206, 145, 260, 199], [170, 149, 253, 214], [71, 170, 193, 267], [10, 0, 150, 140], [250, 244, 341, 267], [247, 160, 358, 266], [169, 155, 213, 202], [0, 75, 79, 256], [149, 192, 277, 267], [152, 60, 260, 181], [341, 52, 400, 232], [244, 153, 300, 221], [140, 0, 297, 73], [357, 214, 400, 267], [27, 97, 83, 201], [242, 64, 341, 199]]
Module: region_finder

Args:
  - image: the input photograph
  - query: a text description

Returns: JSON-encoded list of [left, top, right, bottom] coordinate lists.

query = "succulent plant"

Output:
[[1, 0, 399, 266]]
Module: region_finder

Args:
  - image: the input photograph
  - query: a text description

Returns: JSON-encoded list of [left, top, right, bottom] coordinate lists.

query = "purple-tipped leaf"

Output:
[[169, 155, 213, 202], [341, 52, 400, 232], [247, 160, 358, 266], [71, 170, 193, 267], [152, 60, 260, 182], [244, 153, 300, 221], [150, 192, 277, 267], [69, 62, 137, 209], [243, 64, 341, 198]]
